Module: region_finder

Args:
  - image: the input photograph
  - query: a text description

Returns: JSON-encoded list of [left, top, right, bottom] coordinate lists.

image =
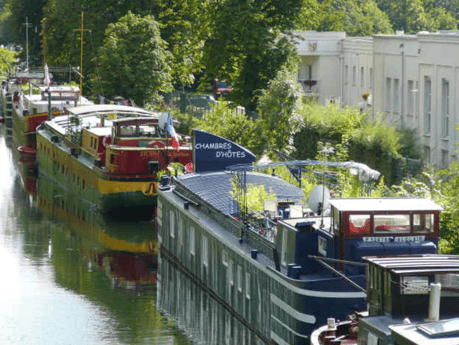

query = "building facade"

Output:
[[295, 31, 459, 169]]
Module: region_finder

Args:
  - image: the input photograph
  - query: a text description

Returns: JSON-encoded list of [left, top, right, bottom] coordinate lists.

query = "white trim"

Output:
[[267, 267, 366, 299], [270, 331, 290, 345], [270, 294, 316, 324], [271, 316, 311, 339]]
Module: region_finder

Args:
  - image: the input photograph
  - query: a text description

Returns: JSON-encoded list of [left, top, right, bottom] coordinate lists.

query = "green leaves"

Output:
[[91, 12, 173, 106]]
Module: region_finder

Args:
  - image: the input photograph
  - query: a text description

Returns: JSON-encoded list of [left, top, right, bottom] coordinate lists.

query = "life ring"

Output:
[[147, 140, 165, 148], [102, 136, 111, 147]]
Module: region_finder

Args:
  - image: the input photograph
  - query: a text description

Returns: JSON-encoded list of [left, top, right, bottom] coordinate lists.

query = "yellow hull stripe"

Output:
[[98, 179, 158, 195], [100, 232, 156, 253]]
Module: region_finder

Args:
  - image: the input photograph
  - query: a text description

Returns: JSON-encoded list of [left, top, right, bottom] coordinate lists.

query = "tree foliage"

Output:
[[91, 12, 173, 106], [201, 0, 318, 110], [0, 46, 16, 75], [316, 0, 393, 36], [193, 100, 264, 156], [257, 66, 304, 156]]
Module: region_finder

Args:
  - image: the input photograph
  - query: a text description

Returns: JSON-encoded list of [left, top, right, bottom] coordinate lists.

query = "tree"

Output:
[[5, 0, 45, 65], [256, 66, 304, 156], [0, 46, 17, 75], [91, 12, 173, 106], [201, 0, 318, 111], [316, 0, 393, 36], [194, 100, 264, 156], [374, 0, 457, 33]]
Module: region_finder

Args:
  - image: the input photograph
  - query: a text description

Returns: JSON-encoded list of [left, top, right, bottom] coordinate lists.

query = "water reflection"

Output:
[[158, 254, 266, 345], [0, 123, 190, 345]]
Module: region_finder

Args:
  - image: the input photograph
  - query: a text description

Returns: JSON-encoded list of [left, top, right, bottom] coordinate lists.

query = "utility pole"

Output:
[[22, 17, 33, 71], [74, 12, 89, 101]]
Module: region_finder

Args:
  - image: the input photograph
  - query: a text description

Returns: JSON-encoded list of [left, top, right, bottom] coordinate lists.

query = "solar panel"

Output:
[[417, 318, 459, 338]]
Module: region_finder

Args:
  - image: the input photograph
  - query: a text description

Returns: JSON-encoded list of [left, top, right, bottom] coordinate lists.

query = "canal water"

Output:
[[0, 124, 192, 344]]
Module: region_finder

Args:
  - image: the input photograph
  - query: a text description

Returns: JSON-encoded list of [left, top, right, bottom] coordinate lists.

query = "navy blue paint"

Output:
[[193, 129, 256, 173]]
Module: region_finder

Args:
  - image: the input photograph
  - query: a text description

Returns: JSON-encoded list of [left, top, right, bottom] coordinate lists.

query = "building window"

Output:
[[202, 235, 208, 266], [407, 80, 414, 115], [352, 66, 356, 86], [360, 67, 365, 87], [441, 78, 449, 138], [190, 226, 195, 255], [385, 78, 391, 112], [345, 65, 348, 85], [424, 146, 431, 164], [442, 150, 449, 169], [424, 76, 431, 134], [170, 211, 175, 238], [393, 78, 400, 114]]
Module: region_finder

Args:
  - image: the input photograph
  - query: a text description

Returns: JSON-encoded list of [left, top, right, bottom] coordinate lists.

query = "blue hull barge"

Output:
[[156, 171, 441, 344]]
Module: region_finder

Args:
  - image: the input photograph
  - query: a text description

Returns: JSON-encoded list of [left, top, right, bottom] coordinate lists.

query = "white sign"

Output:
[[362, 236, 425, 243]]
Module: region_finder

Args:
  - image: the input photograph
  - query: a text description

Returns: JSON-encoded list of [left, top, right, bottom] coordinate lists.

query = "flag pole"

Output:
[[166, 113, 170, 166]]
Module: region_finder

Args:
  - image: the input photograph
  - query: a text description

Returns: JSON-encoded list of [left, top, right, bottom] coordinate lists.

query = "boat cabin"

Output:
[[276, 198, 441, 277], [358, 255, 459, 345], [78, 115, 191, 176]]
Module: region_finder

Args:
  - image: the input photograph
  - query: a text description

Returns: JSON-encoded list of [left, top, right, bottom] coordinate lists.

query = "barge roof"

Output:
[[67, 104, 156, 117], [176, 171, 304, 216], [329, 198, 442, 212], [364, 255, 459, 275]]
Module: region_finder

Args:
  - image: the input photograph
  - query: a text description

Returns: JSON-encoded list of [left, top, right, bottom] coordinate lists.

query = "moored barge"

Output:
[[157, 169, 441, 344], [311, 255, 459, 345], [36, 105, 192, 220]]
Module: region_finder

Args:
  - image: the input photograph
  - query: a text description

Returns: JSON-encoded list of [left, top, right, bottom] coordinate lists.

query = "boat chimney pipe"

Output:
[[47, 88, 52, 120], [428, 282, 441, 321]]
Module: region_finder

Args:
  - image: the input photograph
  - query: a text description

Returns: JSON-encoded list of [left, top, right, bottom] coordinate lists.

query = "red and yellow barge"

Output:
[[36, 104, 192, 220]]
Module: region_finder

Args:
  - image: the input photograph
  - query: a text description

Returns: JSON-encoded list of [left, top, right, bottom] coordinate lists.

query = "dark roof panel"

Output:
[[176, 172, 304, 216]]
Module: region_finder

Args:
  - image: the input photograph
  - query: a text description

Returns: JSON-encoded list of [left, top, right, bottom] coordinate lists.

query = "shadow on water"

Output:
[[0, 123, 191, 345]]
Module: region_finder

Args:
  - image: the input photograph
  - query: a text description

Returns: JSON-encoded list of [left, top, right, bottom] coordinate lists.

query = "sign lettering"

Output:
[[362, 236, 426, 243]]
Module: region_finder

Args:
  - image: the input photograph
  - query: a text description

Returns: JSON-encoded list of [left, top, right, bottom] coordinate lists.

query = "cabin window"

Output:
[[110, 155, 115, 165], [438, 274, 459, 296], [413, 213, 434, 233], [367, 332, 379, 345], [237, 265, 243, 292], [202, 235, 208, 266], [190, 227, 195, 255], [245, 272, 251, 299], [222, 250, 228, 266], [348, 214, 371, 235], [318, 237, 327, 256], [333, 207, 339, 233], [374, 214, 410, 234], [281, 230, 287, 266], [157, 200, 162, 226], [229, 260, 234, 285], [170, 211, 175, 238], [178, 220, 183, 246]]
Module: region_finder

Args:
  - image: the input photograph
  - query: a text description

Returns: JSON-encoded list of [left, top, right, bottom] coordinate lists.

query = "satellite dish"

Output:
[[308, 185, 331, 215], [158, 112, 169, 131]]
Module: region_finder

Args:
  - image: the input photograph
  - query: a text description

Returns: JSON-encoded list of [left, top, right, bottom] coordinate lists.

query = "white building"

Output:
[[295, 30, 459, 169]]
